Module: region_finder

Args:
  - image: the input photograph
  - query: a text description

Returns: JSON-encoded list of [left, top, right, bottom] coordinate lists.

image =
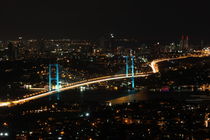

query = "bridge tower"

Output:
[[49, 64, 60, 100], [125, 56, 135, 89]]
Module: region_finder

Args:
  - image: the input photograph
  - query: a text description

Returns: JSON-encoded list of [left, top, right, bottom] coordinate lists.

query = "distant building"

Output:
[[7, 42, 18, 60], [37, 39, 46, 55], [98, 34, 115, 51], [99, 36, 106, 49], [184, 36, 189, 50], [200, 40, 204, 50], [180, 35, 189, 51], [17, 37, 25, 59]]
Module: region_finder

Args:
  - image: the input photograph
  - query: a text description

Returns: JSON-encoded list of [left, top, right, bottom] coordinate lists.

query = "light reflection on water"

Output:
[[108, 91, 210, 105], [61, 89, 210, 105], [108, 92, 149, 105]]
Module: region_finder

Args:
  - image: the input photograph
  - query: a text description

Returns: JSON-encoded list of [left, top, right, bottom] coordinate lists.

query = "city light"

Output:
[[0, 132, 9, 137], [0, 0, 210, 139], [85, 112, 90, 117]]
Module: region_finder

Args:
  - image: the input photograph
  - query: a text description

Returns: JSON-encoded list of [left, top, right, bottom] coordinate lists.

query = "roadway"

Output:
[[0, 73, 149, 107], [150, 51, 210, 73]]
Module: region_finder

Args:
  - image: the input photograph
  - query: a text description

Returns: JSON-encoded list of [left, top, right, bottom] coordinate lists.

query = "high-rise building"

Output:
[[200, 40, 204, 50], [184, 35, 189, 50], [180, 35, 189, 51], [17, 37, 25, 59], [37, 39, 46, 55], [98, 34, 116, 53], [7, 42, 18, 60]]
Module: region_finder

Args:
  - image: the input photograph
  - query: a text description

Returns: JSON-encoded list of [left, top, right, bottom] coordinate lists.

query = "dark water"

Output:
[[109, 91, 210, 105], [57, 89, 208, 105], [59, 89, 133, 104], [108, 91, 189, 104]]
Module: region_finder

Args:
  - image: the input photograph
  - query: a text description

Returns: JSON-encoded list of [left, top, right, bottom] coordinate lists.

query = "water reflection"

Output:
[[108, 91, 149, 105], [108, 91, 210, 105]]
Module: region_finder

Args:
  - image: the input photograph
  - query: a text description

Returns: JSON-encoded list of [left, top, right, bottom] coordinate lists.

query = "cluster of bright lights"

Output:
[[0, 132, 9, 137]]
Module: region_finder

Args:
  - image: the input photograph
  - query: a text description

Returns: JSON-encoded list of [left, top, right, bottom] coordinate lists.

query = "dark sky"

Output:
[[0, 0, 210, 41]]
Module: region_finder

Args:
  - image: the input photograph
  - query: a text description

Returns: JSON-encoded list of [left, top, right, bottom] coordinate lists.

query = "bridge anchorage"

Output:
[[124, 55, 135, 91], [49, 64, 61, 101]]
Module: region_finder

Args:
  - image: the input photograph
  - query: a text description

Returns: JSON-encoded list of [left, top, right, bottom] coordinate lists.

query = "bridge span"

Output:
[[0, 73, 149, 107], [1, 51, 209, 107]]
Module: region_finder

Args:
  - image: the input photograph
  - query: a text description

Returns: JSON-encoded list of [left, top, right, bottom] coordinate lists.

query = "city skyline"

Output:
[[2, 1, 210, 139]]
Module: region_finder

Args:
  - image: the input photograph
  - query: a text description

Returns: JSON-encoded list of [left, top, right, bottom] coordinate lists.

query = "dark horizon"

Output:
[[0, 0, 210, 43]]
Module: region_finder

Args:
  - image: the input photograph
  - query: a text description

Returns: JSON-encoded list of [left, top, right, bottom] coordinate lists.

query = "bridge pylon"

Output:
[[49, 64, 60, 101], [124, 56, 135, 89]]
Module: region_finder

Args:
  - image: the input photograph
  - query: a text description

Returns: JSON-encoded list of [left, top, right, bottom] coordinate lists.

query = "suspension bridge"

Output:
[[0, 52, 209, 107]]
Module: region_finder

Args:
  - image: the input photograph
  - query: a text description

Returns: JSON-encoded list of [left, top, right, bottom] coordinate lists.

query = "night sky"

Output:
[[0, 0, 209, 42]]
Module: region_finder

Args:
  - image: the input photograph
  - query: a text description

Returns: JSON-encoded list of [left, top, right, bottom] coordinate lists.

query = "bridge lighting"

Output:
[[0, 73, 149, 107], [49, 64, 60, 100], [124, 56, 135, 89]]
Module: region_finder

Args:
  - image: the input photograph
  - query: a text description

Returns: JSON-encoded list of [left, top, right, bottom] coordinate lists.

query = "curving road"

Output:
[[150, 52, 210, 73]]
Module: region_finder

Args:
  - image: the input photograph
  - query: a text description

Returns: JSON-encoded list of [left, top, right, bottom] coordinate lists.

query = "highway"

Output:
[[150, 52, 210, 73], [0, 51, 210, 107], [0, 73, 149, 107]]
